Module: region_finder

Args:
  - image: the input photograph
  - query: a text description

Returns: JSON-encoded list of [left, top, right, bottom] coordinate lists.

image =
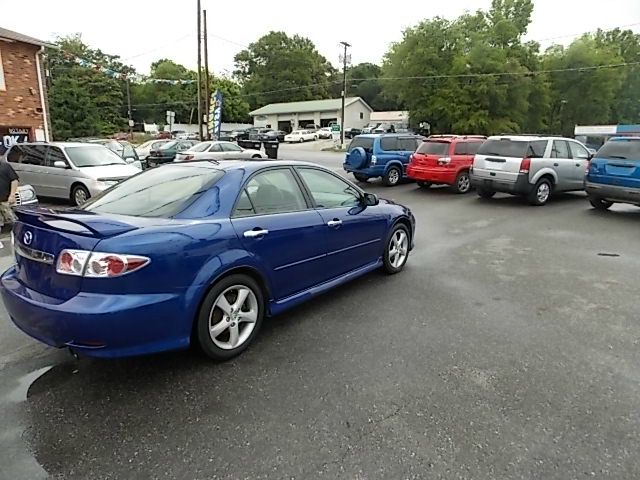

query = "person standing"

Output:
[[0, 160, 19, 230]]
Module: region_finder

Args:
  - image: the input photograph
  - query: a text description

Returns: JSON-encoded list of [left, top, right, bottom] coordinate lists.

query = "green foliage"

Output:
[[210, 77, 251, 123], [347, 63, 399, 111], [234, 31, 336, 109]]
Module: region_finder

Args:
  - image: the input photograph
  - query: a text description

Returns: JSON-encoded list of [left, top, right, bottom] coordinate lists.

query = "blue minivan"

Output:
[[343, 134, 424, 186], [585, 137, 640, 210]]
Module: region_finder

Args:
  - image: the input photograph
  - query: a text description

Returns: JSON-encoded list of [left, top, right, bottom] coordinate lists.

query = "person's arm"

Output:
[[8, 179, 18, 205]]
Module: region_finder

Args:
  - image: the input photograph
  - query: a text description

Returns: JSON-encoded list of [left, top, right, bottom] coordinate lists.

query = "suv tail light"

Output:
[[519, 158, 531, 174], [56, 249, 150, 278], [437, 157, 451, 165]]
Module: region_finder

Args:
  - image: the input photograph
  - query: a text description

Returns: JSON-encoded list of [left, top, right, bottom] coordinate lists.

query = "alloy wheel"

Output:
[[537, 182, 550, 204], [208, 285, 258, 350], [388, 229, 408, 269]]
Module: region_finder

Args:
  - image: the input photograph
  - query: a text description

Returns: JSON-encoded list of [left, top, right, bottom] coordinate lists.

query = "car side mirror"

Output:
[[53, 160, 68, 169], [363, 192, 379, 206], [587, 153, 594, 160]]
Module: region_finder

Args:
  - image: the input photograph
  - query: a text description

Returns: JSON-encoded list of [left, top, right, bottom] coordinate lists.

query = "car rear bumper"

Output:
[[0, 266, 191, 358], [343, 164, 385, 177], [585, 181, 640, 205], [407, 165, 456, 184], [470, 171, 531, 194], [147, 156, 174, 166]]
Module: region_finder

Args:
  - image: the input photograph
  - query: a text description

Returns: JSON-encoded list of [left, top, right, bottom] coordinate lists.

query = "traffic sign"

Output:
[[331, 124, 341, 132]]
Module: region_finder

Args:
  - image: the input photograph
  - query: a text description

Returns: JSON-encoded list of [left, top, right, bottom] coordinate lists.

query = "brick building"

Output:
[[0, 27, 53, 155]]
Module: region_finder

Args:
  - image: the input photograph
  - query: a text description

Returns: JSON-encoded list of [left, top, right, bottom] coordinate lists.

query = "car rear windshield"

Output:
[[81, 165, 224, 217], [159, 141, 178, 150], [416, 141, 449, 155], [190, 142, 212, 152], [348, 137, 374, 152], [477, 139, 547, 158], [596, 140, 640, 160]]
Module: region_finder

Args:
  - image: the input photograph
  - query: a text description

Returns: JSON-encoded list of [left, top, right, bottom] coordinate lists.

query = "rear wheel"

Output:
[[354, 173, 369, 183], [196, 274, 265, 361], [71, 184, 90, 206], [383, 224, 410, 274], [417, 181, 432, 188], [383, 166, 402, 187], [528, 178, 552, 206], [452, 171, 471, 194], [589, 196, 613, 210], [477, 188, 496, 199]]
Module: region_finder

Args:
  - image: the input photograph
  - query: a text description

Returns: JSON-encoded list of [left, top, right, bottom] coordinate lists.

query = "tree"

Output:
[[210, 77, 250, 123], [47, 35, 129, 139], [347, 63, 400, 111], [234, 31, 336, 109]]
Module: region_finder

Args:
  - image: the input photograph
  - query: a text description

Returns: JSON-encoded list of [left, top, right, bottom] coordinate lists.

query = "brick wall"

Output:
[[0, 39, 45, 138]]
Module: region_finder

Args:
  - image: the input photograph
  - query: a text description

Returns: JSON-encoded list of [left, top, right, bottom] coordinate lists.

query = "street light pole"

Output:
[[339, 41, 351, 148], [203, 9, 210, 140], [196, 0, 203, 141]]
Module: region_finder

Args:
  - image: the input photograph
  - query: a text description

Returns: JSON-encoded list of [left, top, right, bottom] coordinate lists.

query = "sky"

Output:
[[2, 0, 639, 76]]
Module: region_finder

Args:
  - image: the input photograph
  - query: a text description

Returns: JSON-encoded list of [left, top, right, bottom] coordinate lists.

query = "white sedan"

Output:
[[284, 130, 317, 143], [135, 139, 172, 160], [317, 127, 333, 139], [174, 141, 264, 162]]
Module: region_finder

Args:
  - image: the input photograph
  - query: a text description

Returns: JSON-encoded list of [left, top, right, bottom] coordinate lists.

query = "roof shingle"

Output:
[[0, 27, 55, 48]]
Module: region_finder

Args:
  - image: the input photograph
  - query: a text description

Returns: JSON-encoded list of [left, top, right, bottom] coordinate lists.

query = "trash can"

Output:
[[264, 141, 279, 160]]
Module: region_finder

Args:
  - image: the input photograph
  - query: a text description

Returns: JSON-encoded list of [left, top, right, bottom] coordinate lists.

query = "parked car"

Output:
[[87, 139, 143, 169], [4, 142, 141, 206], [172, 130, 188, 139], [248, 128, 272, 141], [155, 131, 172, 139], [343, 134, 425, 186], [407, 135, 486, 193], [135, 139, 172, 161], [174, 141, 264, 162], [470, 135, 591, 206], [345, 128, 363, 139], [585, 137, 640, 210], [14, 185, 39, 207], [147, 140, 198, 167], [284, 130, 317, 143], [186, 132, 200, 141], [234, 129, 250, 141], [1, 160, 415, 360], [258, 130, 286, 142], [317, 127, 333, 139]]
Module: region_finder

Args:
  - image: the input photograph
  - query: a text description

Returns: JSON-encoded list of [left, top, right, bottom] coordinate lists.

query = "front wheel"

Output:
[[71, 184, 90, 206], [452, 171, 471, 194], [196, 274, 265, 361], [383, 166, 402, 187], [354, 173, 369, 183], [589, 196, 613, 211], [383, 224, 410, 274]]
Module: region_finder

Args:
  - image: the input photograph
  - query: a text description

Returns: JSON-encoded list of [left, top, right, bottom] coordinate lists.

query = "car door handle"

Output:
[[575, 163, 581, 167], [243, 229, 269, 238], [327, 219, 342, 228], [553, 163, 559, 167]]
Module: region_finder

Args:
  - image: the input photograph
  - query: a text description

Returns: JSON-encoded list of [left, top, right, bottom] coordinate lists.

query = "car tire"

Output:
[[417, 181, 432, 188], [251, 154, 262, 159], [71, 184, 90, 206], [589, 196, 613, 210], [452, 171, 471, 194], [354, 173, 369, 183], [196, 273, 265, 361], [383, 224, 410, 274], [477, 188, 496, 199], [299, 137, 304, 143], [383, 166, 402, 187], [528, 177, 553, 206]]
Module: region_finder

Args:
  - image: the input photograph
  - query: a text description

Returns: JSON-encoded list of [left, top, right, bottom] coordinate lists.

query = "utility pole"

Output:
[[196, 0, 203, 140], [339, 41, 351, 148], [126, 77, 133, 140], [203, 9, 210, 140]]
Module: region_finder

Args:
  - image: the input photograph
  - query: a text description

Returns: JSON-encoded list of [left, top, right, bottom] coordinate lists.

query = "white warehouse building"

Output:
[[249, 97, 372, 132]]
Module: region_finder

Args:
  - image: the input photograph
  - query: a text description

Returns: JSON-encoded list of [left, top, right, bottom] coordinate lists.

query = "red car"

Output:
[[407, 135, 486, 193]]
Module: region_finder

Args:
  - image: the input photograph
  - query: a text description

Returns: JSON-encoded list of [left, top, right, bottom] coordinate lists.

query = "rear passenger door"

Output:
[[550, 140, 574, 191], [44, 146, 74, 199], [13, 145, 48, 195]]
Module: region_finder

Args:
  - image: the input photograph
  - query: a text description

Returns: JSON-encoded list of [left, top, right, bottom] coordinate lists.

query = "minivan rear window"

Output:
[[597, 139, 640, 160], [82, 165, 224, 218], [417, 141, 449, 155], [348, 137, 374, 152], [477, 139, 547, 158]]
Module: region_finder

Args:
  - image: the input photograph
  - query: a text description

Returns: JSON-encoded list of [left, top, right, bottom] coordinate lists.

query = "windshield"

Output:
[[190, 142, 213, 153], [82, 165, 224, 217], [597, 140, 640, 160], [417, 141, 449, 155], [65, 146, 127, 167], [348, 137, 374, 152], [159, 141, 178, 150]]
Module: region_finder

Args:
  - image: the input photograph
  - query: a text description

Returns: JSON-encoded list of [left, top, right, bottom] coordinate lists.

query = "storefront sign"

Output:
[[1, 127, 30, 154]]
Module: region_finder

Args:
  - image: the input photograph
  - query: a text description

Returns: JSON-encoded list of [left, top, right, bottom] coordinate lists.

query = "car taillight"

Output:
[[56, 249, 150, 278], [438, 157, 451, 165], [184, 154, 194, 161], [409, 154, 415, 164], [519, 158, 531, 174]]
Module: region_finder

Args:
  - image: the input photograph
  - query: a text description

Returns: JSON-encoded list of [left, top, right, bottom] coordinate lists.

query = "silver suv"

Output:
[[5, 142, 141, 205], [470, 135, 591, 205]]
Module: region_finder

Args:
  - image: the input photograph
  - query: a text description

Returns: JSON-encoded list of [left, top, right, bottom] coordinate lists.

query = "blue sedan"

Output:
[[1, 161, 415, 360]]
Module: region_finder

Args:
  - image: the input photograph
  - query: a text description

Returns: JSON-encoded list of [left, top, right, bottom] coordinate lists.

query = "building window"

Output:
[[0, 48, 6, 91], [359, 112, 364, 119]]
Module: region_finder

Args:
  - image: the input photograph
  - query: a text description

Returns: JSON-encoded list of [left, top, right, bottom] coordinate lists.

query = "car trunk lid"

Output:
[[473, 138, 535, 182], [12, 208, 140, 300]]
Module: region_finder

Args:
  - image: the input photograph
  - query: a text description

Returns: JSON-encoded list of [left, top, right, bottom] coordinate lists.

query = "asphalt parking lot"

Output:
[[1, 149, 640, 479]]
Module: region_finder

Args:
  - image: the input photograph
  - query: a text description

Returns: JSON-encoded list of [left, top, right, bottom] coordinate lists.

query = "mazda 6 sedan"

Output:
[[1, 161, 415, 361]]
